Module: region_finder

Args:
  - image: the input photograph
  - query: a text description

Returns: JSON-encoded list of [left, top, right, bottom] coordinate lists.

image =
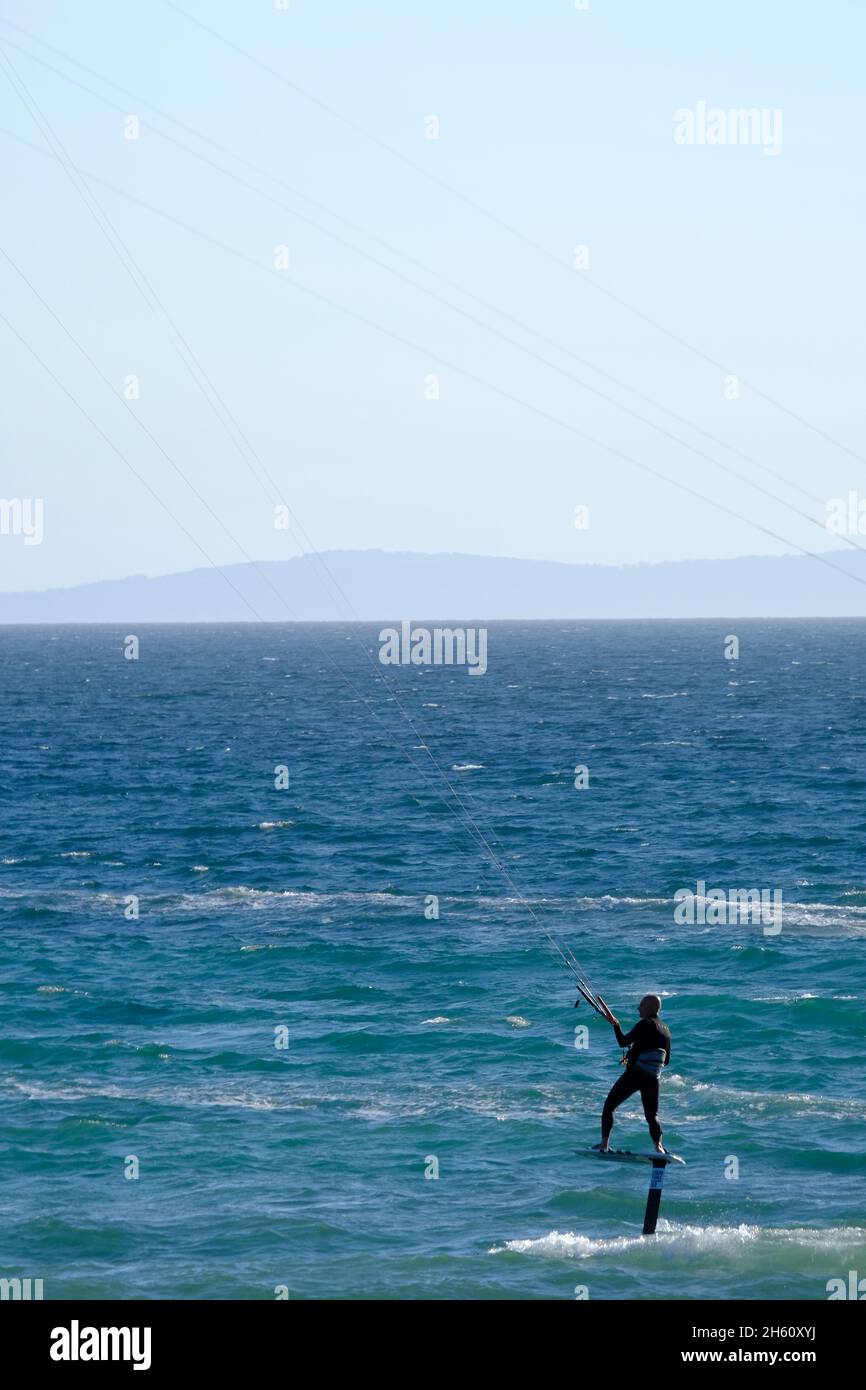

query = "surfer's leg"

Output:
[[638, 1075, 662, 1147], [601, 1071, 641, 1144]]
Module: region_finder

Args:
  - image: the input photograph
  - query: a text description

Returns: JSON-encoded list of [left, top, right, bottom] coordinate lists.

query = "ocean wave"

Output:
[[4, 885, 866, 935], [494, 1220, 866, 1262], [670, 1076, 866, 1121], [2, 1076, 279, 1112], [751, 992, 858, 1004]]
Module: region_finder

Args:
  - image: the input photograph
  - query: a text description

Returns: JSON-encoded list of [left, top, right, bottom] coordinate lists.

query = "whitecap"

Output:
[[493, 1220, 866, 1261]]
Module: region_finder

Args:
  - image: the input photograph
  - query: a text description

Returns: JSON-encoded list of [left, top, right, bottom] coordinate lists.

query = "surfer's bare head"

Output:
[[638, 994, 662, 1018]]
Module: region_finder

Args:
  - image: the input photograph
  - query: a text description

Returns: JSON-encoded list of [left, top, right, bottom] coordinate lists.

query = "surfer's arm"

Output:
[[613, 1022, 637, 1047]]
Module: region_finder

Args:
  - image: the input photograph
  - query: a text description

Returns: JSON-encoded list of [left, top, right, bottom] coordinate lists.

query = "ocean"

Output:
[[1, 620, 864, 1300]]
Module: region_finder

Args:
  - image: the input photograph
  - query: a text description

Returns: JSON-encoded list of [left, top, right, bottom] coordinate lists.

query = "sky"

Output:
[[1, 0, 864, 593]]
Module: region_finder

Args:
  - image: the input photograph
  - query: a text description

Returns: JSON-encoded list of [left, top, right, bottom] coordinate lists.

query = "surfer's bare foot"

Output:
[[592, 1141, 610, 1153]]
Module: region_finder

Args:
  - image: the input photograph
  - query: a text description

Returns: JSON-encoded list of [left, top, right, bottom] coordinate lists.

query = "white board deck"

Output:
[[577, 1147, 686, 1166]]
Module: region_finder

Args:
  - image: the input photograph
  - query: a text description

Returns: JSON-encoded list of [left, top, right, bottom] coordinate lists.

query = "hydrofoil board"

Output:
[[578, 1147, 685, 1166]]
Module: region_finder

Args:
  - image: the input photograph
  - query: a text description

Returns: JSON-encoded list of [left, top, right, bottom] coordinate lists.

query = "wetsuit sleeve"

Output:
[[613, 1022, 639, 1047]]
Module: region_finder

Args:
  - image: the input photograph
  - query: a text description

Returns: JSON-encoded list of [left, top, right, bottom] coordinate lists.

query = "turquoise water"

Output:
[[1, 621, 865, 1299]]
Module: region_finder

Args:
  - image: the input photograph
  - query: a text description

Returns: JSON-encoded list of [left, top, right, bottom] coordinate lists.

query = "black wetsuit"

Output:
[[601, 1016, 671, 1146]]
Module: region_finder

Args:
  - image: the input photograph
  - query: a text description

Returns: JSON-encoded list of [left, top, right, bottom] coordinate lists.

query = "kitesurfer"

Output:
[[593, 993, 671, 1153]]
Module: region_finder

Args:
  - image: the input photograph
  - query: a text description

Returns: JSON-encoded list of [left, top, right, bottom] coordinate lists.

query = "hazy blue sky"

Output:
[[1, 0, 864, 593]]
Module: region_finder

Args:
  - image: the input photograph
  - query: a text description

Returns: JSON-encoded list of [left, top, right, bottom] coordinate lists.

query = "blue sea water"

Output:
[[1, 620, 864, 1300]]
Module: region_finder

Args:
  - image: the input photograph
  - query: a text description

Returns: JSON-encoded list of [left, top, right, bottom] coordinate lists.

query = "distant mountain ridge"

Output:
[[3, 548, 866, 622]]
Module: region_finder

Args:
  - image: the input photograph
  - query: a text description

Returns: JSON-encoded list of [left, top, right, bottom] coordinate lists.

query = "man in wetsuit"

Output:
[[593, 993, 671, 1153]]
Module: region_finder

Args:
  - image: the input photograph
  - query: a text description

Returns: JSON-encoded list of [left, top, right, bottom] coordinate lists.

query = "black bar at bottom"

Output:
[[2, 1297, 857, 1373]]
